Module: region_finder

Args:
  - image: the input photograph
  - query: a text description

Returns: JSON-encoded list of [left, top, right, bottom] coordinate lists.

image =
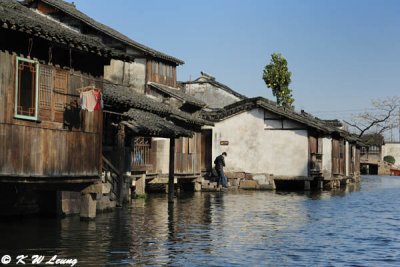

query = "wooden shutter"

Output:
[[53, 68, 68, 123], [38, 65, 53, 121]]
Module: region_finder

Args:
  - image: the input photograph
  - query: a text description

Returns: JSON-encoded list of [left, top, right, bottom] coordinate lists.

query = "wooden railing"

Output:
[[102, 155, 122, 204], [132, 139, 153, 171], [132, 143, 151, 166]]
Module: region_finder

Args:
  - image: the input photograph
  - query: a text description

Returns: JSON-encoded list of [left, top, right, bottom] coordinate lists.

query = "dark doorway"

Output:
[[368, 164, 378, 175], [360, 163, 378, 175]]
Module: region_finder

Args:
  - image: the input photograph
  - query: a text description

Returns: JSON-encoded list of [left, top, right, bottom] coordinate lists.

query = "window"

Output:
[[15, 57, 39, 120], [361, 147, 367, 155], [38, 65, 69, 122], [53, 68, 68, 122], [39, 65, 53, 121], [369, 145, 380, 154]]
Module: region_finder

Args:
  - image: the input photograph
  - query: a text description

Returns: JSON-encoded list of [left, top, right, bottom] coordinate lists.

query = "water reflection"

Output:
[[1, 176, 400, 266]]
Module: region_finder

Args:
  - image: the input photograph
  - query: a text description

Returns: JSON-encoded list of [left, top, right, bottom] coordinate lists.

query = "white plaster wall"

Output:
[[127, 58, 146, 92], [104, 59, 124, 84], [212, 108, 309, 176], [382, 143, 400, 168], [104, 59, 146, 93], [322, 137, 332, 178]]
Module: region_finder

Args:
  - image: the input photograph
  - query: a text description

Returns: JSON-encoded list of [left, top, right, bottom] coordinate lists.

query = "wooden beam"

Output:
[[264, 118, 284, 121], [168, 138, 175, 203], [117, 123, 125, 207], [264, 128, 308, 131]]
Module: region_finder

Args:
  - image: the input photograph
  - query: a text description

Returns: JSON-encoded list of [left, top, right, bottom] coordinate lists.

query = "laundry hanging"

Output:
[[79, 89, 103, 112]]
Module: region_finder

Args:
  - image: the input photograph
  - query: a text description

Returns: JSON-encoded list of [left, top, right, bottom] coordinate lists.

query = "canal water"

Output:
[[1, 175, 400, 266]]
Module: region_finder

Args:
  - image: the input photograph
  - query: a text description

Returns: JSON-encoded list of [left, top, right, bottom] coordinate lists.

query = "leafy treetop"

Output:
[[262, 53, 294, 107]]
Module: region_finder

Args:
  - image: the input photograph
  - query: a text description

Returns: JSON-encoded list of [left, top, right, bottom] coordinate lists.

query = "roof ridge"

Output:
[[183, 73, 247, 100], [148, 81, 206, 107], [35, 0, 184, 64], [0, 0, 121, 58]]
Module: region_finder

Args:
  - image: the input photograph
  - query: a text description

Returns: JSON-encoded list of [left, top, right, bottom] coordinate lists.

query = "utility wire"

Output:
[[310, 108, 380, 114]]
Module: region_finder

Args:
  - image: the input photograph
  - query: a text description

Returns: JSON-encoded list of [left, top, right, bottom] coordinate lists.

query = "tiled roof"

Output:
[[103, 83, 211, 127], [31, 0, 184, 64], [0, 0, 122, 58], [361, 133, 384, 146], [183, 73, 247, 100], [322, 119, 343, 128], [202, 97, 361, 143], [122, 109, 193, 138], [148, 82, 206, 108]]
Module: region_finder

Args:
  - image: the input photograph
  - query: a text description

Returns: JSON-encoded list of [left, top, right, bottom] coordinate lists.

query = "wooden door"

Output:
[[332, 139, 345, 175], [201, 129, 212, 172]]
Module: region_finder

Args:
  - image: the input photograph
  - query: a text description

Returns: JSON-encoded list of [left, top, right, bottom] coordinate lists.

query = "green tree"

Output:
[[262, 53, 294, 107], [384, 155, 395, 165]]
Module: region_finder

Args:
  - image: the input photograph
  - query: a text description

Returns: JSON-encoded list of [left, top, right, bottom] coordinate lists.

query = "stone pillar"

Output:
[[318, 180, 324, 190], [194, 182, 202, 192], [304, 181, 311, 191], [80, 193, 97, 220], [270, 177, 276, 190], [57, 191, 81, 216], [136, 174, 146, 196]]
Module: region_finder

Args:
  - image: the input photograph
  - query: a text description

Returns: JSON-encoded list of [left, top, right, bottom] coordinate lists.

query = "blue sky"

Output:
[[72, 0, 400, 121]]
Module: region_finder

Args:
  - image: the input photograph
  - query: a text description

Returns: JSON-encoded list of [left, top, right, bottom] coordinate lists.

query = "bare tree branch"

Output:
[[343, 120, 362, 132], [356, 108, 394, 138], [344, 96, 400, 138]]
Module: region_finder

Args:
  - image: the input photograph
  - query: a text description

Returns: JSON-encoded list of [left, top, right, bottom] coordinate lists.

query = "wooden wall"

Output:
[[175, 134, 201, 175], [0, 51, 102, 178], [132, 134, 202, 176]]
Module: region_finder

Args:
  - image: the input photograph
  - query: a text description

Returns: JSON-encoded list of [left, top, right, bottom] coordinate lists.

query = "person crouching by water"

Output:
[[214, 152, 228, 188]]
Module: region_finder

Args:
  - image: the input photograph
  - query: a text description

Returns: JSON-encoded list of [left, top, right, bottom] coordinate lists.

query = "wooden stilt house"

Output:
[[0, 0, 131, 216], [24, 0, 213, 187]]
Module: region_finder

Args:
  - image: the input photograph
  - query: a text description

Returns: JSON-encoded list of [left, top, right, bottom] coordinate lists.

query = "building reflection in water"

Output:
[[0, 183, 365, 266]]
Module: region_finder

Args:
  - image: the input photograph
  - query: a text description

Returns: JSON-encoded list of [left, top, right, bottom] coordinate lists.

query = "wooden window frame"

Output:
[[14, 57, 39, 121]]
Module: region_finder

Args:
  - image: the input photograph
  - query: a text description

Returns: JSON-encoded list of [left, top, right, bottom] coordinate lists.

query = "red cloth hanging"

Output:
[[92, 90, 101, 111]]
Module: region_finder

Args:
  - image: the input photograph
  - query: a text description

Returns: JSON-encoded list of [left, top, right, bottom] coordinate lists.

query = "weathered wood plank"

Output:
[[0, 51, 7, 123], [0, 56, 102, 179]]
